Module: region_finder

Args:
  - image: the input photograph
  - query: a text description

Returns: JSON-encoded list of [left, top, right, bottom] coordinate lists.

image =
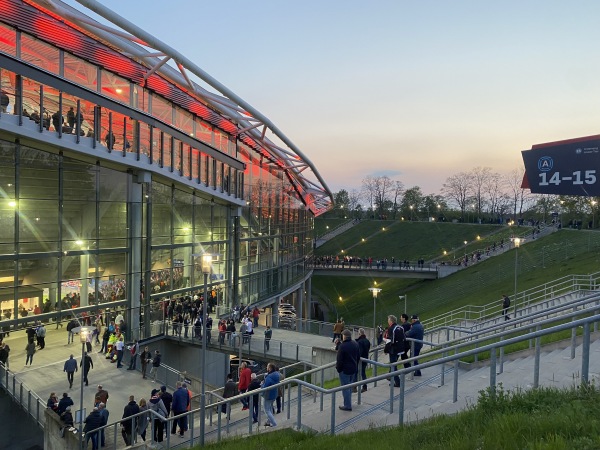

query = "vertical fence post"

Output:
[[582, 322, 590, 383], [534, 325, 541, 388]]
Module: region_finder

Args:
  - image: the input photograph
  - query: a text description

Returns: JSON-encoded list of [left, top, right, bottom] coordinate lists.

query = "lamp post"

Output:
[[78, 326, 90, 450], [592, 200, 597, 229], [199, 253, 213, 446], [512, 237, 522, 318], [368, 287, 382, 347], [399, 295, 407, 315], [409, 205, 414, 221], [463, 240, 468, 260]]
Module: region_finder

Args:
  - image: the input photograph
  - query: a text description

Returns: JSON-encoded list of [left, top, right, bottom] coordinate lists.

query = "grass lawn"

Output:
[[196, 383, 600, 450], [312, 227, 600, 327]]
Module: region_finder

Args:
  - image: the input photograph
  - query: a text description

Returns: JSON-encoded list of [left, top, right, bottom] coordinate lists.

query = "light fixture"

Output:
[[75, 240, 83, 246], [8, 200, 16, 207], [116, 88, 123, 94]]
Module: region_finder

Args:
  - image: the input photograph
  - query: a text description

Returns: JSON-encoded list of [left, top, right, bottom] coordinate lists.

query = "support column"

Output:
[[128, 171, 146, 341], [79, 254, 89, 307], [297, 285, 303, 332], [305, 277, 312, 321]]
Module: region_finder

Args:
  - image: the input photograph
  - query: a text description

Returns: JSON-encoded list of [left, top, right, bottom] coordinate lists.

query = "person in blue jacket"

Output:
[[261, 363, 280, 427], [406, 315, 424, 376]]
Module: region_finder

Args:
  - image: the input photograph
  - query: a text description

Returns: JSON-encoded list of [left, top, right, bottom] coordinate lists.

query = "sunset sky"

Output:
[[67, 0, 600, 196]]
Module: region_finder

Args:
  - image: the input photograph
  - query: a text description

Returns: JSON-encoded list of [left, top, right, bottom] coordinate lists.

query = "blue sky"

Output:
[[66, 0, 600, 195]]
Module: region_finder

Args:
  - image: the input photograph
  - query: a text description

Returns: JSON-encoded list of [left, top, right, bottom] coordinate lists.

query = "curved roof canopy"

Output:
[[28, 0, 333, 215]]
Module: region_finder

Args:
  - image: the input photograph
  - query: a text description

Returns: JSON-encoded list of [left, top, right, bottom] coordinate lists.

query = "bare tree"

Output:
[[391, 180, 405, 219], [373, 176, 395, 218], [470, 166, 492, 221], [361, 175, 377, 217], [504, 167, 531, 220], [484, 171, 503, 218], [441, 172, 470, 220]]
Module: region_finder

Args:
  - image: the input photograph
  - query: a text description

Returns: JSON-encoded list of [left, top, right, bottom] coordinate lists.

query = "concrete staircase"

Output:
[[315, 220, 359, 248]]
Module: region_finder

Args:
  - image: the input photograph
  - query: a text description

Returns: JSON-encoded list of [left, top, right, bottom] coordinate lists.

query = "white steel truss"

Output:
[[29, 0, 333, 215]]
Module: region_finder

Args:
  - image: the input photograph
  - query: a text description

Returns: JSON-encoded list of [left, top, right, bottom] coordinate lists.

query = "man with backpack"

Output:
[[385, 314, 405, 388]]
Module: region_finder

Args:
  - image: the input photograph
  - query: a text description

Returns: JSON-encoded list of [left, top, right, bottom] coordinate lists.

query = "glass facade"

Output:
[[0, 11, 319, 336]]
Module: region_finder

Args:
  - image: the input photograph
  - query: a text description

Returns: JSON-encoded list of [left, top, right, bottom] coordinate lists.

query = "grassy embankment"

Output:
[[196, 383, 600, 450]]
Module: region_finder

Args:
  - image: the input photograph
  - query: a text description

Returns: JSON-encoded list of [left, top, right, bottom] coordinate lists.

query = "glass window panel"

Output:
[[100, 70, 130, 105], [149, 249, 172, 294], [19, 147, 59, 199], [20, 76, 48, 129], [19, 199, 59, 252], [151, 182, 171, 246], [21, 33, 59, 74], [173, 189, 193, 244], [0, 23, 16, 56], [63, 158, 97, 202], [0, 143, 15, 249], [163, 134, 172, 170], [63, 52, 98, 92], [182, 145, 191, 179], [195, 119, 212, 145], [151, 94, 172, 124], [98, 253, 127, 302], [174, 106, 193, 136], [99, 201, 128, 244], [139, 122, 151, 158], [173, 139, 182, 175], [61, 201, 96, 249], [134, 85, 149, 112]]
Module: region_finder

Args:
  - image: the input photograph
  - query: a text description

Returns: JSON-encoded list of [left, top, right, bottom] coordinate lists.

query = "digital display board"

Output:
[[521, 135, 600, 196]]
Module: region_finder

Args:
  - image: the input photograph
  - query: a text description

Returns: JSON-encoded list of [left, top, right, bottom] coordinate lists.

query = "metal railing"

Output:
[[0, 363, 47, 429], [424, 271, 600, 333]]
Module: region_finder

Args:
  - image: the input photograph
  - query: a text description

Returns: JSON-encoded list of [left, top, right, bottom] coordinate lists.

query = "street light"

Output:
[[78, 326, 90, 450], [592, 200, 597, 229], [368, 286, 382, 347], [199, 253, 215, 446], [399, 295, 407, 315], [511, 237, 523, 318], [409, 205, 414, 221], [463, 240, 468, 260]]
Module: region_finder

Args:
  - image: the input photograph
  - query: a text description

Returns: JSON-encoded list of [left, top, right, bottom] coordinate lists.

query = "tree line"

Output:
[[328, 167, 599, 227]]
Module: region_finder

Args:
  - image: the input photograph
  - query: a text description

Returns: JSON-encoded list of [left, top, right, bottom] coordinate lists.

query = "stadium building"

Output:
[[0, 0, 332, 337]]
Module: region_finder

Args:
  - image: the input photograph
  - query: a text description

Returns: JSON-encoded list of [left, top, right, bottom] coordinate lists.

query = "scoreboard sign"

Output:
[[521, 135, 600, 196]]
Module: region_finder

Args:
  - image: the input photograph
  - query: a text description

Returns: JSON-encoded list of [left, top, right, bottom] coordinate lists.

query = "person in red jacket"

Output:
[[238, 361, 251, 410]]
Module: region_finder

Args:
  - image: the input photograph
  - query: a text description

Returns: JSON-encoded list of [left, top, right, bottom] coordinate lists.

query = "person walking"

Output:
[[83, 406, 103, 450], [222, 373, 237, 420], [264, 326, 272, 351], [247, 373, 261, 423], [171, 381, 189, 438], [115, 336, 125, 368], [95, 385, 109, 406], [35, 322, 46, 349], [149, 389, 168, 443], [149, 350, 161, 382], [140, 346, 150, 379], [261, 363, 280, 427], [127, 339, 138, 370], [355, 328, 371, 392], [98, 402, 109, 448], [121, 395, 140, 446], [80, 351, 93, 386], [502, 294, 511, 321], [238, 361, 251, 410], [25, 340, 36, 366], [336, 329, 360, 411], [63, 354, 78, 389], [406, 315, 424, 376], [385, 314, 405, 388]]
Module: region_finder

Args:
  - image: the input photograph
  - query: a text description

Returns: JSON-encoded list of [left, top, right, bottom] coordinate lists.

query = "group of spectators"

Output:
[[335, 313, 425, 411], [312, 255, 428, 271]]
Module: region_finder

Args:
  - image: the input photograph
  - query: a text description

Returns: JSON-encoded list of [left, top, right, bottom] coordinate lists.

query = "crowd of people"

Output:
[[335, 313, 425, 411]]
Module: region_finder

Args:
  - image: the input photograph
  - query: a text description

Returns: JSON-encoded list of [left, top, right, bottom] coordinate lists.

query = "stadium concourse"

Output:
[[3, 320, 336, 418]]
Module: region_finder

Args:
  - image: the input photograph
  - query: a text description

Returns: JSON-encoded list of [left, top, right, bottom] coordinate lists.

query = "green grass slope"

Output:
[[315, 220, 509, 262], [197, 384, 600, 450], [313, 227, 600, 327]]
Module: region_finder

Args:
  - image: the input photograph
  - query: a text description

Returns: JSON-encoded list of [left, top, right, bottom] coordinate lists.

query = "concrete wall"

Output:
[[310, 347, 337, 384], [0, 389, 43, 450]]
